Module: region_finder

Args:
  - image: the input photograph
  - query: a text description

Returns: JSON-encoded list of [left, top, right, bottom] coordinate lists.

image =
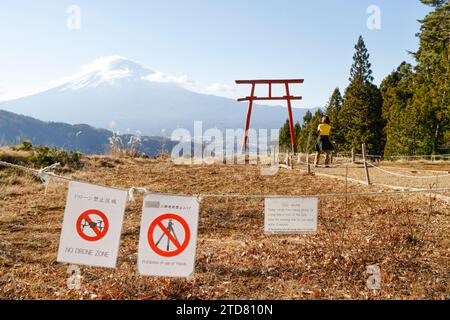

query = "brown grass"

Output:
[[0, 156, 449, 300], [0, 147, 31, 164]]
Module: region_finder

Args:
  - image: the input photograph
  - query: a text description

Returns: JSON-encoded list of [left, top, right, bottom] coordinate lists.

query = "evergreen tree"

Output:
[[325, 87, 344, 151], [380, 1, 449, 155], [278, 119, 302, 152], [294, 121, 301, 143], [420, 0, 447, 6], [411, 0, 450, 154], [297, 109, 324, 153], [349, 36, 374, 83], [303, 110, 312, 126], [381, 62, 419, 155], [340, 36, 385, 154], [279, 119, 291, 152]]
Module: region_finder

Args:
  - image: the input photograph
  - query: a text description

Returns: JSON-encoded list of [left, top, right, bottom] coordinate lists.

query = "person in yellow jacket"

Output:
[[314, 116, 333, 167]]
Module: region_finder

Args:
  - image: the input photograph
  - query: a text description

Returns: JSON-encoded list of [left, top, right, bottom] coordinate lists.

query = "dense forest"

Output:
[[280, 0, 449, 156]]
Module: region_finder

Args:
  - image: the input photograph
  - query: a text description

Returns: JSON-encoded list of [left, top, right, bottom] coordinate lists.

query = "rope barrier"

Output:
[[194, 188, 450, 199], [385, 154, 450, 158], [127, 187, 149, 203], [295, 158, 357, 169], [333, 153, 450, 162], [366, 162, 450, 179], [0, 160, 146, 202], [293, 157, 449, 179], [1, 160, 450, 201]]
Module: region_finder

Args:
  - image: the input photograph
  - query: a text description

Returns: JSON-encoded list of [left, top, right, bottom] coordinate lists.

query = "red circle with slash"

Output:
[[76, 209, 109, 242], [148, 213, 190, 257]]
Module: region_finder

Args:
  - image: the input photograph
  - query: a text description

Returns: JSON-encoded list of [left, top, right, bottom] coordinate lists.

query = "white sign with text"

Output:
[[138, 194, 199, 278], [57, 181, 127, 268], [264, 197, 318, 234]]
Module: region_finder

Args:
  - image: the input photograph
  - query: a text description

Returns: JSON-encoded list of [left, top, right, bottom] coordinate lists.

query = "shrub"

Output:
[[7, 140, 83, 169], [28, 146, 82, 169], [13, 140, 33, 152]]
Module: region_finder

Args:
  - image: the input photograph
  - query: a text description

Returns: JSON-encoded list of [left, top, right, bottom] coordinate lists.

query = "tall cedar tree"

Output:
[[325, 88, 344, 151], [340, 36, 385, 154], [381, 62, 419, 155], [412, 0, 449, 153], [297, 109, 324, 153], [381, 0, 449, 155]]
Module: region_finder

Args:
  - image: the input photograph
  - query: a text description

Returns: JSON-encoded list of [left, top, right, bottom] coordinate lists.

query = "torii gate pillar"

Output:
[[235, 79, 304, 153]]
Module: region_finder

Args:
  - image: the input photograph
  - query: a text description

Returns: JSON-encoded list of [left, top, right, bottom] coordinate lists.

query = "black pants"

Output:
[[315, 136, 333, 166], [316, 136, 333, 152]]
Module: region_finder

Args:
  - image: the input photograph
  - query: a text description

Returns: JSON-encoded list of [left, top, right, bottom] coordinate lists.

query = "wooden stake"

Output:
[[306, 129, 312, 174], [345, 165, 348, 209], [351, 148, 355, 163], [289, 153, 293, 169], [362, 143, 371, 185], [271, 143, 276, 166], [306, 152, 311, 174], [428, 183, 433, 221]]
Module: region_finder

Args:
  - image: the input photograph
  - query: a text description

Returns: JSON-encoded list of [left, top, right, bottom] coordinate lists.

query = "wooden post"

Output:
[[289, 154, 295, 169], [345, 165, 348, 209], [306, 129, 312, 174], [351, 148, 355, 163], [306, 150, 311, 174], [362, 143, 371, 185], [290, 153, 293, 169]]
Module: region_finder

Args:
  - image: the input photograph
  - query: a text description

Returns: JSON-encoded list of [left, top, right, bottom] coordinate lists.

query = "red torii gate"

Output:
[[235, 79, 304, 153]]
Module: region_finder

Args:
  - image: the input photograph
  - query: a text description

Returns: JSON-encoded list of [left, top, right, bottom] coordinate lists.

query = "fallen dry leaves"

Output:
[[0, 156, 449, 300]]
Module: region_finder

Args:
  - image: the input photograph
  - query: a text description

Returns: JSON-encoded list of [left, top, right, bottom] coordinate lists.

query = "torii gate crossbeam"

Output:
[[235, 79, 304, 153]]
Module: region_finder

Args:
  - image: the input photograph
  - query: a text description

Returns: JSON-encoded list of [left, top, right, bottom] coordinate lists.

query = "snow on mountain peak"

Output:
[[82, 56, 150, 74], [61, 56, 154, 90]]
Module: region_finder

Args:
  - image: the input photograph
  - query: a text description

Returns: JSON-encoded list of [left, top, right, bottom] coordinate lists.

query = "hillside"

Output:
[[0, 109, 174, 156], [0, 155, 449, 299]]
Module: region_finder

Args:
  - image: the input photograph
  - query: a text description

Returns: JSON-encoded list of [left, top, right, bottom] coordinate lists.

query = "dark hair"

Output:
[[323, 116, 330, 125]]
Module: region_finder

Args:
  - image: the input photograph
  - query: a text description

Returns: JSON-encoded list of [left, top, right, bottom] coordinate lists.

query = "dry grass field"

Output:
[[0, 155, 449, 300]]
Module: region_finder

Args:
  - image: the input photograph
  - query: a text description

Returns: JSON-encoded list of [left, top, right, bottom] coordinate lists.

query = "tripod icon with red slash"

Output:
[[155, 219, 179, 251]]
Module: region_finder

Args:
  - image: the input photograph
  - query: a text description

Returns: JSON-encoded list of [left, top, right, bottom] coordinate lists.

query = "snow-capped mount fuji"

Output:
[[2, 56, 310, 136], [59, 56, 153, 91]]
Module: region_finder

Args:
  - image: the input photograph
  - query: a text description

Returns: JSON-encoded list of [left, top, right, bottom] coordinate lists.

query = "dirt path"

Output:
[[301, 160, 450, 197]]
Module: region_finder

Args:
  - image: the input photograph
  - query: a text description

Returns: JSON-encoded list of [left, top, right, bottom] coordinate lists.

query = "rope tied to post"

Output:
[[36, 162, 61, 193], [127, 187, 149, 203]]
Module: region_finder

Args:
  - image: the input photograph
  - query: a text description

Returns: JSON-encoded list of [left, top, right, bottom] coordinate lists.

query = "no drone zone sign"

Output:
[[138, 194, 199, 278], [57, 181, 127, 268]]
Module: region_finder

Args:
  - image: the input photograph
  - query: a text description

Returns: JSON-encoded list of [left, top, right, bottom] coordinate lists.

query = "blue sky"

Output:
[[0, 0, 432, 108]]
